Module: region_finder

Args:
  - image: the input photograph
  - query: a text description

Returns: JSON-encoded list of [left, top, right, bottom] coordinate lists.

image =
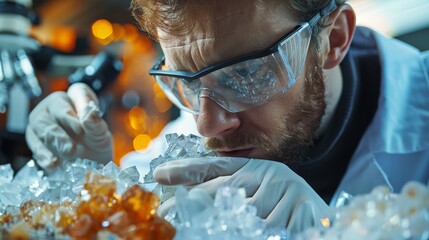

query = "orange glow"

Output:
[[123, 24, 139, 42], [113, 133, 133, 166], [153, 82, 163, 94], [92, 19, 113, 40], [128, 106, 148, 132], [51, 26, 76, 52], [48, 78, 69, 92], [112, 23, 126, 41], [133, 134, 152, 152], [321, 218, 331, 228], [154, 92, 172, 113], [147, 118, 167, 138]]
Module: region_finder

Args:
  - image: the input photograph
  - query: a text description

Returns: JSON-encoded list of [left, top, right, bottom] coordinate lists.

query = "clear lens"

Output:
[[156, 23, 312, 114], [278, 23, 312, 90]]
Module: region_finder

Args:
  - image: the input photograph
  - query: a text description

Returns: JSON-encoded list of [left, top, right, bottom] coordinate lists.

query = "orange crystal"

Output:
[[122, 184, 160, 221], [124, 215, 176, 240], [6, 170, 176, 240], [84, 171, 117, 198]]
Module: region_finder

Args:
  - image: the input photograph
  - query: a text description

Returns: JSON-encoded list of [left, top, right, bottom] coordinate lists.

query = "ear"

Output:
[[322, 4, 356, 69]]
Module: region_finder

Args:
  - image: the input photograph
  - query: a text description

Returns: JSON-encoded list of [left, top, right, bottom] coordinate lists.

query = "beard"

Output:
[[205, 58, 326, 166]]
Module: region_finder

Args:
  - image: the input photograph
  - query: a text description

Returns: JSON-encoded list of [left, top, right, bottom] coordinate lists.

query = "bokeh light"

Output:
[[51, 26, 77, 52], [92, 19, 113, 40], [128, 106, 148, 132], [133, 134, 152, 152]]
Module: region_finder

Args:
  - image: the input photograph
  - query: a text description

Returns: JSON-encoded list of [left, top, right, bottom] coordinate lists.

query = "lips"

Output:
[[215, 148, 253, 158]]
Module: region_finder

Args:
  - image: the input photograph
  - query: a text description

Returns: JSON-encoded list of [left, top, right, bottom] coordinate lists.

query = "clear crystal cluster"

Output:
[[142, 133, 215, 202], [296, 182, 429, 240], [165, 186, 290, 240]]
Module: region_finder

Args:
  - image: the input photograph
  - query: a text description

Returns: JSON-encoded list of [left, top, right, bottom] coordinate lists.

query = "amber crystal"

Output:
[[75, 194, 121, 227], [121, 184, 160, 221], [84, 171, 117, 198], [8, 220, 31, 240], [124, 215, 176, 240], [0, 214, 18, 225], [3, 166, 176, 240], [31, 203, 60, 229], [68, 213, 95, 239], [20, 199, 44, 222], [55, 209, 75, 230]]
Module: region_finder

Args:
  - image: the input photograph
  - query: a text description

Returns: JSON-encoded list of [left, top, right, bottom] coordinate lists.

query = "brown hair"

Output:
[[130, 0, 347, 40]]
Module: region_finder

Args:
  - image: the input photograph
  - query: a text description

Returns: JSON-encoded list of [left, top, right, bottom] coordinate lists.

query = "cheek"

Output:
[[242, 76, 306, 128], [240, 92, 296, 130]]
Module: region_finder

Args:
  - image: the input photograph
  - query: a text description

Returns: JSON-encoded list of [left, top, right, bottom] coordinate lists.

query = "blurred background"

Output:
[[0, 0, 428, 172]]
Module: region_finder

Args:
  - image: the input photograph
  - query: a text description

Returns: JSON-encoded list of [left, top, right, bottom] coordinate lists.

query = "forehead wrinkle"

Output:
[[162, 35, 224, 50], [159, 4, 256, 48]]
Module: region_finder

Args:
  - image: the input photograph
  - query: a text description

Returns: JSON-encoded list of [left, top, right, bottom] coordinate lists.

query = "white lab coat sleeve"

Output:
[[120, 110, 199, 181], [331, 32, 429, 205]]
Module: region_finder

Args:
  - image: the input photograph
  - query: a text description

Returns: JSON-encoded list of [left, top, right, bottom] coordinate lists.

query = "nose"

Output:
[[196, 97, 241, 138]]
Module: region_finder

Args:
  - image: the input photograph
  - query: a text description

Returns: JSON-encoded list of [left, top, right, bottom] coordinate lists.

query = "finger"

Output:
[[67, 83, 99, 119], [68, 84, 112, 158], [185, 176, 230, 197], [68, 84, 105, 139], [264, 182, 327, 230], [29, 92, 83, 140], [246, 178, 288, 219], [153, 157, 249, 185], [28, 95, 82, 160], [157, 197, 176, 217], [266, 198, 318, 231], [224, 160, 267, 197], [46, 92, 84, 139], [79, 102, 113, 163], [25, 126, 60, 172]]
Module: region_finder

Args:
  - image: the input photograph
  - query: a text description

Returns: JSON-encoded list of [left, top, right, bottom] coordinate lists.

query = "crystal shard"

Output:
[[0, 164, 13, 184], [142, 133, 215, 203]]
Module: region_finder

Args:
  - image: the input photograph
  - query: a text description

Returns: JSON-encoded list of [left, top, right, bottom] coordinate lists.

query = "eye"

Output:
[[250, 65, 273, 82], [181, 79, 201, 93], [235, 68, 249, 77]]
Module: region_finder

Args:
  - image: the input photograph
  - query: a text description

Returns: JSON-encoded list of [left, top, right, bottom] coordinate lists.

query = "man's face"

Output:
[[157, 0, 326, 165]]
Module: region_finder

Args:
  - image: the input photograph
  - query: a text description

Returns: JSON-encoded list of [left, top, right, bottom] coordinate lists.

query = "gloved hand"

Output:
[[25, 83, 113, 173], [154, 157, 331, 232]]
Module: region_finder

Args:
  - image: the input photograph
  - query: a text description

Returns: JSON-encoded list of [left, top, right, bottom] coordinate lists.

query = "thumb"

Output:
[[153, 157, 249, 185], [67, 83, 110, 143], [67, 83, 100, 119], [67, 83, 112, 163]]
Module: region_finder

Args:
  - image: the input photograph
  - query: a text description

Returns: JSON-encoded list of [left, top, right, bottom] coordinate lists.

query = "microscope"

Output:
[[0, 0, 123, 168]]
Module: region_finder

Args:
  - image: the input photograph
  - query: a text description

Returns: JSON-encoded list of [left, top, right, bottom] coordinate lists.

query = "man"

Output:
[[26, 0, 429, 232]]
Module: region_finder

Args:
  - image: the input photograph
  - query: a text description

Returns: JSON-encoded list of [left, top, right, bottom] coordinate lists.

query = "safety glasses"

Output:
[[149, 0, 337, 114]]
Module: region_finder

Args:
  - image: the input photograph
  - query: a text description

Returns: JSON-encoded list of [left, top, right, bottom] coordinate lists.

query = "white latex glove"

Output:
[[154, 157, 331, 232], [26, 83, 113, 173]]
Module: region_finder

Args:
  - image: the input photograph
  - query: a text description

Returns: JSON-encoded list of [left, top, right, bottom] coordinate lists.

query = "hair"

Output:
[[130, 0, 348, 41]]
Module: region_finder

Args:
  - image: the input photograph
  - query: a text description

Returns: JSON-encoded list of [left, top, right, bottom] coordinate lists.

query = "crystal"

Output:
[[121, 184, 160, 221], [169, 186, 270, 239], [84, 171, 117, 197], [117, 166, 140, 195], [0, 183, 23, 207], [12, 160, 41, 186], [214, 186, 246, 213], [152, 184, 177, 203], [294, 181, 429, 239], [0, 164, 13, 184], [8, 220, 31, 239], [143, 133, 214, 203], [120, 166, 140, 183], [102, 161, 122, 178], [1, 158, 175, 239], [144, 133, 214, 183]]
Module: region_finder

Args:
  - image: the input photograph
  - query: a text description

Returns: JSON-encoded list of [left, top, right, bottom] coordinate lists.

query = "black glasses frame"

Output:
[[149, 0, 337, 82]]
